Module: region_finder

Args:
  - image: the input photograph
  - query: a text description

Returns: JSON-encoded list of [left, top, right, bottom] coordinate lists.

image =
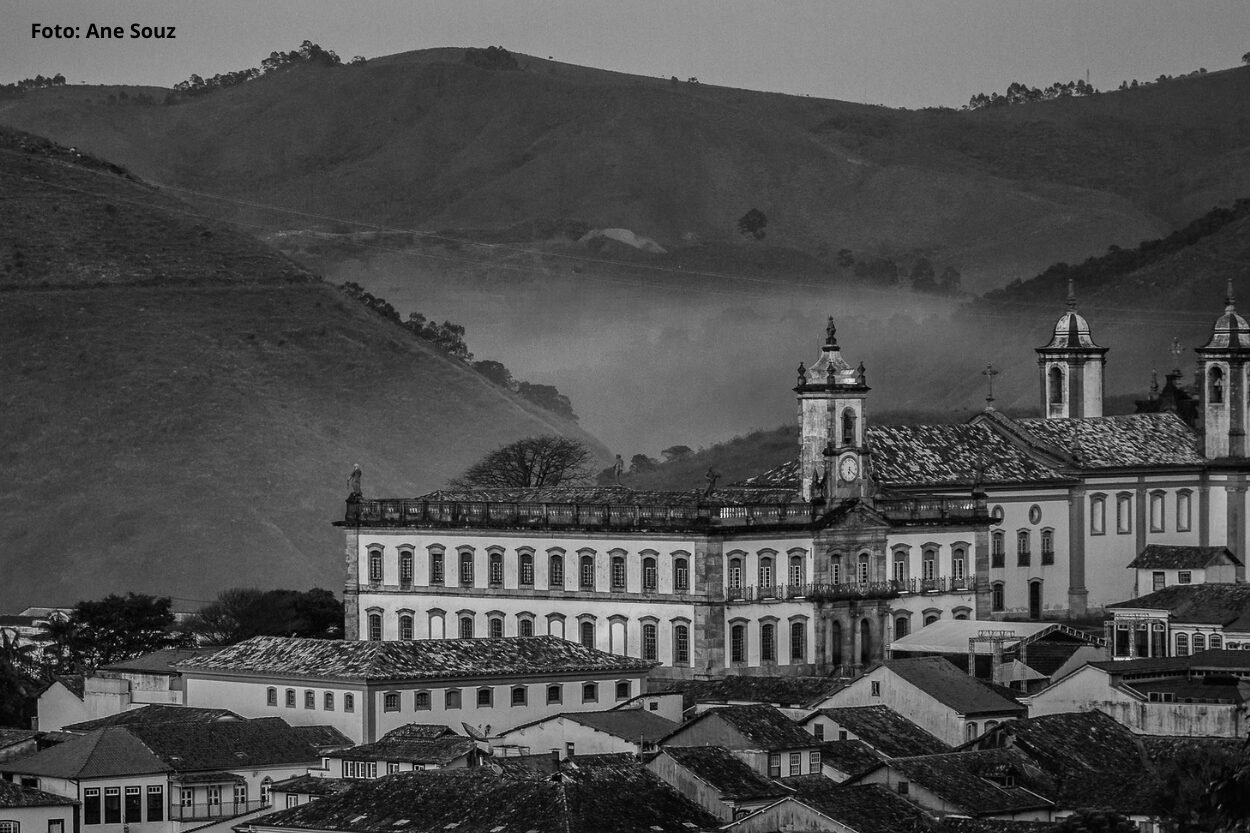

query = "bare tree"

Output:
[[451, 436, 594, 488]]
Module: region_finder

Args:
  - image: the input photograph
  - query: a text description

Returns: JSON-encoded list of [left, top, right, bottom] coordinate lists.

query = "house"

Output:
[[236, 762, 721, 833], [887, 619, 1106, 692], [287, 726, 353, 757], [646, 745, 790, 822], [659, 704, 824, 778], [177, 634, 655, 743], [814, 657, 1025, 745], [608, 689, 685, 723], [811, 740, 886, 782], [1024, 650, 1250, 736], [0, 730, 38, 764], [0, 779, 77, 833], [1127, 545, 1240, 595], [93, 649, 217, 707], [267, 775, 352, 811], [0, 717, 321, 832], [495, 708, 677, 757], [1104, 583, 1250, 658], [35, 677, 87, 733], [853, 749, 1055, 820], [651, 675, 850, 719], [800, 705, 950, 756], [723, 779, 940, 833], [62, 705, 243, 734], [322, 724, 481, 776]]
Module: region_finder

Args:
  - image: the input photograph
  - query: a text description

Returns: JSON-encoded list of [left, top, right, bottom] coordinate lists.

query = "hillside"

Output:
[[4, 49, 1249, 291], [0, 128, 604, 611]]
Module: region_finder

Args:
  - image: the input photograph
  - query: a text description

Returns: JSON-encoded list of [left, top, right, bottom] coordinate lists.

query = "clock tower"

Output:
[[795, 317, 871, 504]]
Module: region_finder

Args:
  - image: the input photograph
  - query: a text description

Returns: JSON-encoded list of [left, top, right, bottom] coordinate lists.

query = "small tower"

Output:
[[1196, 280, 1250, 458], [795, 317, 870, 503], [1035, 279, 1107, 418]]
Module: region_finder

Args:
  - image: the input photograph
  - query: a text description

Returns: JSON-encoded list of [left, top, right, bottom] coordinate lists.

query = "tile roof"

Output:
[[270, 774, 356, 797], [181, 635, 655, 682], [125, 717, 321, 772], [878, 749, 1055, 816], [51, 674, 84, 699], [665, 704, 818, 751], [1013, 413, 1203, 468], [807, 706, 951, 758], [0, 780, 77, 808], [815, 740, 883, 778], [63, 705, 242, 733], [867, 422, 1066, 487], [650, 675, 848, 710], [941, 820, 1060, 833], [99, 648, 218, 675], [1106, 584, 1250, 627], [1127, 545, 1240, 569], [561, 709, 679, 743], [335, 733, 477, 766], [774, 779, 940, 833], [290, 725, 354, 754], [0, 727, 170, 779], [1086, 649, 1250, 675], [659, 745, 790, 801], [245, 764, 721, 833], [417, 485, 800, 507], [886, 657, 1025, 715], [0, 728, 37, 748]]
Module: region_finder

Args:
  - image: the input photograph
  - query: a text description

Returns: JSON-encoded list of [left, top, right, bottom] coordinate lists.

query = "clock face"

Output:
[[838, 456, 859, 482]]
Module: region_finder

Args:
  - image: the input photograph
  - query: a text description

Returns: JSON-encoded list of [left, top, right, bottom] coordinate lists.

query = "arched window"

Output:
[[731, 624, 747, 663], [476, 688, 493, 708], [1177, 490, 1193, 532], [399, 551, 413, 586], [1211, 366, 1225, 404], [489, 616, 504, 639], [922, 547, 936, 581], [1017, 530, 1031, 566], [642, 557, 658, 591], [673, 624, 690, 664], [582, 683, 598, 703], [519, 551, 534, 586], [789, 553, 805, 586], [991, 532, 1005, 567], [580, 620, 595, 649], [368, 550, 383, 583], [518, 617, 534, 638], [728, 557, 744, 589], [895, 615, 910, 639], [1193, 633, 1207, 653], [857, 553, 870, 584], [1048, 365, 1064, 404], [673, 556, 689, 591], [547, 685, 562, 705], [760, 622, 776, 662], [892, 550, 908, 583], [383, 692, 400, 712], [611, 555, 626, 589], [952, 546, 967, 583], [266, 687, 277, 706], [285, 688, 296, 707], [1116, 493, 1133, 534], [511, 686, 527, 707], [344, 693, 355, 712], [398, 614, 414, 641], [549, 553, 564, 587], [488, 550, 503, 586], [368, 613, 382, 642], [984, 720, 998, 731], [992, 582, 1005, 612], [1210, 633, 1223, 650], [428, 610, 446, 640], [842, 408, 857, 446], [759, 556, 774, 588], [458, 615, 473, 639], [790, 620, 806, 663], [966, 722, 979, 742], [459, 549, 475, 586], [859, 619, 872, 667], [1150, 491, 1165, 532], [1091, 494, 1107, 535], [924, 614, 939, 627], [831, 555, 843, 585], [642, 623, 658, 661], [414, 691, 430, 710], [579, 554, 595, 589], [260, 777, 273, 806], [1040, 530, 1054, 565]]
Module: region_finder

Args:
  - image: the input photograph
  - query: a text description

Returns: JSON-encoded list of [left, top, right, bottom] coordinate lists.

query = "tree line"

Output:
[[0, 73, 67, 99], [339, 282, 577, 421], [965, 79, 1097, 110], [165, 40, 366, 103]]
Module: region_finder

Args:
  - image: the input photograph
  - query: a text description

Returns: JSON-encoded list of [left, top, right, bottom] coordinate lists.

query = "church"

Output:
[[337, 282, 1249, 677]]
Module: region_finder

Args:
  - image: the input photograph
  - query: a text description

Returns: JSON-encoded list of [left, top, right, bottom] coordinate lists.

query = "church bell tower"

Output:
[[1196, 280, 1250, 458], [1035, 280, 1107, 419], [795, 318, 870, 503]]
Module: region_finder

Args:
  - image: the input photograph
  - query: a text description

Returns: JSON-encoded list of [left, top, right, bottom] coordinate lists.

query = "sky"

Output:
[[3, 0, 1247, 109]]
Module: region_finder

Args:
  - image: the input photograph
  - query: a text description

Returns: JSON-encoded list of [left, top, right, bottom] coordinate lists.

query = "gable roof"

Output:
[[334, 727, 477, 766], [658, 745, 790, 801], [804, 706, 950, 758], [773, 779, 939, 833], [269, 774, 356, 798], [875, 749, 1055, 816], [1106, 583, 1250, 627], [99, 648, 218, 675], [1086, 649, 1250, 676], [547, 709, 679, 743], [125, 717, 320, 772], [0, 727, 170, 779], [63, 705, 242, 733], [650, 675, 848, 710], [180, 635, 655, 682], [1127, 545, 1241, 570], [0, 728, 37, 749], [1012, 413, 1203, 469], [0, 780, 77, 808], [664, 704, 818, 751], [289, 724, 354, 754], [245, 764, 720, 833], [885, 657, 1024, 715], [815, 740, 884, 778]]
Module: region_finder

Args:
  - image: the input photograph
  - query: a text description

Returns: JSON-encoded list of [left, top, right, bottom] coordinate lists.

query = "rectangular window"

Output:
[[582, 683, 597, 703], [266, 687, 277, 707], [1117, 494, 1132, 534], [789, 752, 801, 776], [84, 789, 101, 825], [611, 558, 626, 589], [1150, 493, 1165, 533], [345, 692, 355, 712], [286, 795, 299, 808], [1177, 492, 1192, 532], [1091, 497, 1106, 535], [430, 551, 445, 584], [415, 690, 431, 710], [520, 555, 534, 586], [1017, 531, 1031, 566], [1040, 531, 1054, 566], [952, 553, 966, 581], [305, 690, 315, 709], [206, 786, 221, 807], [460, 551, 475, 586], [147, 786, 164, 822], [767, 754, 781, 778], [922, 555, 935, 581], [511, 686, 527, 706], [399, 553, 413, 585], [674, 560, 689, 591], [477, 688, 493, 708], [180, 788, 193, 809], [369, 550, 383, 583], [1153, 571, 1166, 592], [814, 723, 825, 740], [285, 688, 296, 708], [104, 788, 121, 824], [233, 784, 248, 806], [1178, 570, 1192, 584], [49, 821, 64, 833], [124, 787, 141, 822], [991, 534, 1004, 568], [547, 685, 562, 704], [325, 692, 335, 711], [871, 681, 881, 697]]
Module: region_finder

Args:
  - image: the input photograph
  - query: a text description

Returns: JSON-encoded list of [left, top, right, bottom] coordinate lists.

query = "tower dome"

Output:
[[1035, 279, 1107, 419], [1200, 280, 1250, 351], [1196, 279, 1250, 458]]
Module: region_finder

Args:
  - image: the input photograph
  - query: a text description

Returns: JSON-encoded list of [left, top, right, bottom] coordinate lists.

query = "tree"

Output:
[[910, 258, 937, 292], [473, 360, 515, 390], [0, 632, 40, 728], [629, 453, 658, 474], [1052, 810, 1138, 833], [661, 445, 694, 463], [184, 588, 343, 644], [69, 593, 182, 669], [451, 436, 594, 488], [1243, 51, 1250, 65], [939, 266, 962, 295], [737, 208, 768, 240], [516, 382, 577, 421]]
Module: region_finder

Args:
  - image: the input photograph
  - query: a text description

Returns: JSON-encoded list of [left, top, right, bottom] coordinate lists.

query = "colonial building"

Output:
[[340, 284, 1250, 676]]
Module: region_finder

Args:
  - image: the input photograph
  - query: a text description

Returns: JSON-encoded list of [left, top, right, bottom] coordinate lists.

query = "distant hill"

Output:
[[0, 128, 604, 611], [3, 49, 1250, 291]]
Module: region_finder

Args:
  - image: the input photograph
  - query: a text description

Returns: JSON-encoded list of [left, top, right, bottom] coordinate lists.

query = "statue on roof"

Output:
[[347, 464, 363, 498], [825, 316, 838, 349], [704, 467, 720, 497], [612, 454, 624, 481]]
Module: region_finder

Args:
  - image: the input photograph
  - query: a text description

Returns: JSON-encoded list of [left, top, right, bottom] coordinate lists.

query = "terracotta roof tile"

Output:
[[1015, 413, 1202, 468], [63, 705, 242, 733], [664, 704, 818, 751], [659, 746, 789, 800], [1106, 584, 1250, 627], [879, 749, 1055, 816], [807, 705, 951, 758], [887, 657, 1025, 716], [1127, 545, 1240, 569], [774, 779, 940, 833], [0, 780, 77, 808]]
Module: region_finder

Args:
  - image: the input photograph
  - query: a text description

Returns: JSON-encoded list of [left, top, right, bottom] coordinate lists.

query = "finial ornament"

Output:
[[981, 363, 999, 407], [1227, 278, 1236, 312], [1150, 368, 1159, 397], [1066, 277, 1077, 310], [797, 362, 808, 386], [1169, 337, 1184, 374], [825, 316, 838, 349]]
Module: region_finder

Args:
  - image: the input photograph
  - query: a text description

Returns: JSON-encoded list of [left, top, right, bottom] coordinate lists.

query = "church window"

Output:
[[1210, 366, 1224, 404], [673, 623, 691, 664], [1090, 495, 1106, 535], [731, 624, 746, 663], [344, 693, 355, 712], [1016, 530, 1031, 566], [1116, 493, 1132, 534], [1040, 530, 1054, 565], [831, 556, 842, 585], [488, 550, 503, 586], [368, 550, 383, 583], [1150, 491, 1165, 532], [991, 582, 1005, 612], [892, 551, 908, 584], [642, 623, 658, 661], [285, 688, 296, 707], [895, 615, 910, 639], [760, 622, 776, 662], [399, 614, 414, 641], [922, 548, 936, 581], [789, 553, 805, 586], [952, 546, 967, 582], [642, 557, 658, 591], [429, 547, 445, 584], [519, 551, 534, 586], [673, 557, 689, 591], [790, 620, 806, 663], [857, 554, 870, 584], [324, 692, 334, 710], [579, 554, 595, 589], [1193, 633, 1206, 653], [489, 616, 504, 638], [367, 613, 382, 642], [611, 555, 626, 589], [518, 616, 534, 637], [759, 556, 774, 588], [580, 620, 595, 649], [399, 551, 413, 585], [991, 532, 1004, 567], [459, 615, 473, 639], [1048, 366, 1064, 404], [841, 409, 857, 446], [728, 557, 743, 589], [459, 549, 475, 586], [1177, 491, 1193, 532], [549, 553, 564, 587]]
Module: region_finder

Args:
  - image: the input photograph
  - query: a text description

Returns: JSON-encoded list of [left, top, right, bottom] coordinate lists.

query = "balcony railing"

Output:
[[876, 496, 988, 524], [168, 799, 270, 822], [725, 575, 975, 603]]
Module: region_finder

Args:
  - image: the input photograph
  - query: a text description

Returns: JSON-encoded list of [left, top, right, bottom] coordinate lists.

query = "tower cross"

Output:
[[982, 363, 999, 406], [1170, 337, 1184, 373]]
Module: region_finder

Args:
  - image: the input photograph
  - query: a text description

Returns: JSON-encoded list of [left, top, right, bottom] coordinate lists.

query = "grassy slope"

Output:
[[5, 54, 1248, 291], [0, 129, 603, 610]]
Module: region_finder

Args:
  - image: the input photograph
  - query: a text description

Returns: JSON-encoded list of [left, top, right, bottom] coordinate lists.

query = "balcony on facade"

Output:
[[726, 575, 976, 604], [168, 798, 270, 822]]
